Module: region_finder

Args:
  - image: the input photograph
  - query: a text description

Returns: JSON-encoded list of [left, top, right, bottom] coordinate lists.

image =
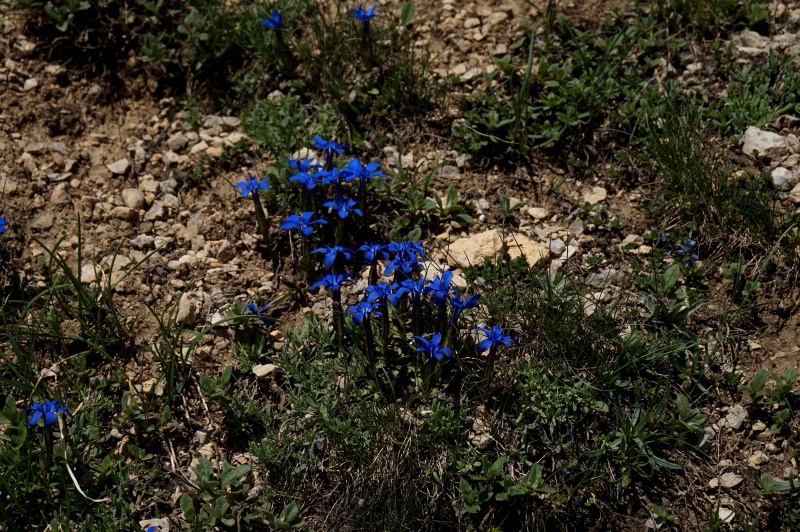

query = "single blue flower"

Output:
[[310, 273, 354, 294], [449, 290, 480, 326], [400, 278, 428, 298], [384, 254, 422, 276], [286, 157, 322, 173], [260, 9, 283, 30], [343, 159, 385, 185], [28, 400, 73, 430], [351, 4, 378, 22], [387, 240, 429, 261], [358, 243, 389, 264], [323, 197, 363, 219], [425, 270, 454, 307], [281, 212, 328, 237], [414, 332, 452, 361], [246, 302, 271, 326], [312, 245, 354, 269], [348, 300, 384, 326], [146, 526, 163, 532], [312, 137, 347, 158], [234, 178, 271, 198], [0, 217, 6, 234], [386, 284, 410, 307], [290, 171, 327, 190], [366, 282, 396, 303], [475, 325, 516, 353]]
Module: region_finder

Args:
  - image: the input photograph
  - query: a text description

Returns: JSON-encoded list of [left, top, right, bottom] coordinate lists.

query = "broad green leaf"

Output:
[[400, 3, 415, 25]]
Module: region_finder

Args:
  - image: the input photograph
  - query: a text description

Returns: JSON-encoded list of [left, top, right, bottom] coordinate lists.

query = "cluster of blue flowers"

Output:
[[662, 232, 700, 268]]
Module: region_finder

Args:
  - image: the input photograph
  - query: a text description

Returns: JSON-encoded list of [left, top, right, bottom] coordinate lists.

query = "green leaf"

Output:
[[751, 369, 768, 392], [676, 393, 689, 418], [452, 213, 475, 225], [445, 185, 459, 209], [220, 464, 251, 487], [180, 494, 196, 521], [486, 456, 508, 478], [400, 3, 415, 25], [660, 263, 680, 293], [279, 502, 300, 523]]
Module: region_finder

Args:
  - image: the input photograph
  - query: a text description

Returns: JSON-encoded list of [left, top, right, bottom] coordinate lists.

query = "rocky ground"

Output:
[[2, 0, 800, 529]]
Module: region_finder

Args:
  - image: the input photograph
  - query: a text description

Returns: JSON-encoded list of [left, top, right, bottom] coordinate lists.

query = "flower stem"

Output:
[[332, 300, 344, 350], [252, 193, 272, 251], [482, 346, 498, 394], [334, 218, 344, 246], [363, 318, 377, 381]]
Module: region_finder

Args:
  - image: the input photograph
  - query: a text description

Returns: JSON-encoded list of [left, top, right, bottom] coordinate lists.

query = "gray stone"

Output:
[[741, 126, 788, 161], [583, 186, 607, 204], [81, 264, 99, 284], [527, 207, 547, 220], [720, 472, 743, 488], [252, 364, 277, 379], [175, 293, 198, 324], [106, 158, 131, 175], [166, 133, 189, 151], [439, 165, 460, 179], [772, 167, 798, 191], [130, 234, 155, 250], [121, 188, 145, 210], [586, 269, 617, 288], [50, 142, 68, 155], [159, 178, 178, 194], [726, 404, 748, 430], [49, 183, 70, 205], [444, 230, 503, 268], [25, 142, 47, 154], [143, 201, 165, 221], [548, 238, 566, 256]]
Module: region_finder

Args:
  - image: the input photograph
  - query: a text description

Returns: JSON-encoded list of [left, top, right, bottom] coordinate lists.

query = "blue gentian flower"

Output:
[[290, 171, 327, 190], [281, 212, 328, 237], [387, 240, 429, 261], [146, 526, 162, 532], [366, 282, 396, 303], [28, 400, 73, 430], [323, 197, 363, 219], [675, 239, 699, 268], [343, 159, 385, 185], [414, 332, 452, 361], [235, 178, 271, 198], [286, 157, 321, 173], [312, 245, 354, 269], [384, 254, 422, 276], [351, 4, 378, 22], [358, 243, 389, 264], [312, 137, 347, 156], [425, 270, 454, 307], [401, 278, 428, 299], [260, 9, 283, 30], [386, 284, 410, 307], [449, 290, 480, 326], [310, 273, 354, 294], [246, 303, 271, 326], [475, 325, 515, 353], [312, 137, 347, 169], [348, 300, 384, 326], [0, 217, 6, 234]]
